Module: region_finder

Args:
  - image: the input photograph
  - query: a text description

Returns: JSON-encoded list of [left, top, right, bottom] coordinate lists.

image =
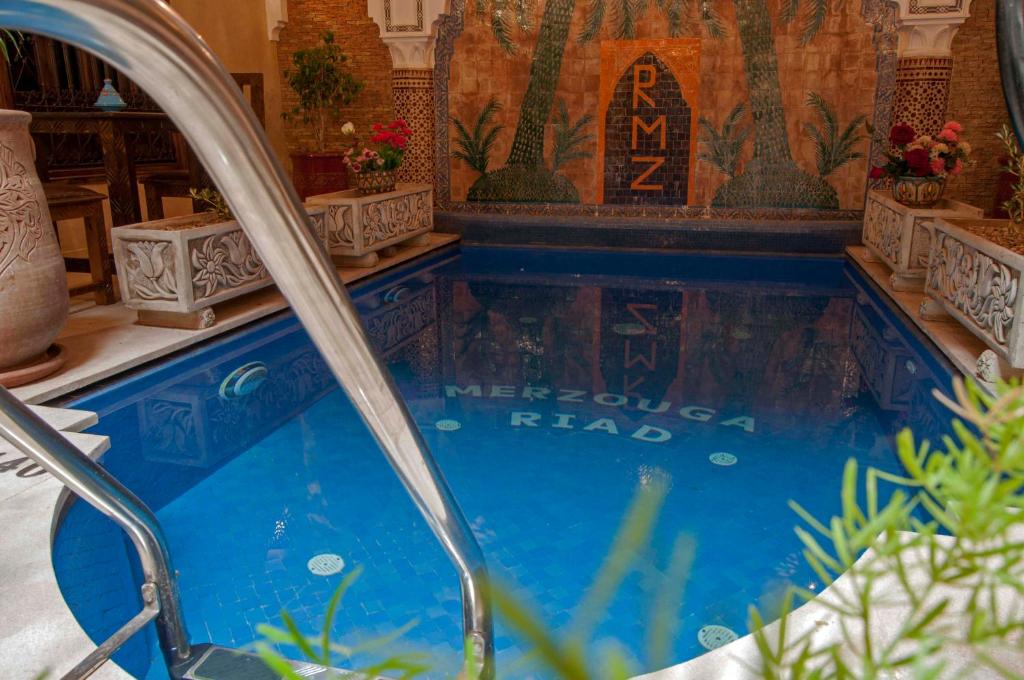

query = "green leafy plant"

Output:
[[998, 124, 1024, 225], [189, 187, 233, 221], [254, 565, 431, 679], [0, 30, 21, 64], [754, 378, 1024, 678], [452, 97, 505, 175], [698, 102, 751, 178], [802, 92, 867, 177], [283, 32, 363, 153], [550, 99, 594, 173], [779, 0, 830, 45]]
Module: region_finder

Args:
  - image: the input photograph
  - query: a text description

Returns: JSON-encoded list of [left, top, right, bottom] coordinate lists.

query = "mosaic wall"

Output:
[[599, 42, 700, 206], [441, 0, 887, 212]]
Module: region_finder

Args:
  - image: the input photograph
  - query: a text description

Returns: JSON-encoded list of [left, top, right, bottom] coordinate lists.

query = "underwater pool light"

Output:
[[218, 361, 268, 400]]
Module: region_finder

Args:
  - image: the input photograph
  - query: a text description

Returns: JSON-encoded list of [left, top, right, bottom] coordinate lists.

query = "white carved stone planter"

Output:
[[923, 217, 1024, 377], [113, 206, 327, 329], [306, 182, 433, 267], [862, 189, 982, 292]]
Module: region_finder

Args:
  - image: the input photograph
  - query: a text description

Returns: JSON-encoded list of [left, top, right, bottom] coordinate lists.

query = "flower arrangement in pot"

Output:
[[283, 31, 363, 199], [342, 119, 411, 195], [869, 121, 972, 208]]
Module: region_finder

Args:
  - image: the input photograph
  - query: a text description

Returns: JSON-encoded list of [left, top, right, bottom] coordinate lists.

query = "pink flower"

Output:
[[931, 157, 946, 175], [376, 158, 384, 167], [951, 159, 964, 175], [938, 128, 958, 142], [943, 121, 963, 133], [352, 162, 362, 173]]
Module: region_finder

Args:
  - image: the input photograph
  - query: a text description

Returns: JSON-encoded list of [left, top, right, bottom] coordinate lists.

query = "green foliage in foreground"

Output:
[[755, 378, 1024, 679], [999, 124, 1024, 225], [259, 379, 1024, 679]]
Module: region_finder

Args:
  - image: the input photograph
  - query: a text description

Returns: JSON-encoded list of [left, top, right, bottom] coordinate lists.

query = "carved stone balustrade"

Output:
[[306, 183, 433, 267], [862, 189, 982, 292], [924, 217, 1024, 376], [112, 206, 327, 329]]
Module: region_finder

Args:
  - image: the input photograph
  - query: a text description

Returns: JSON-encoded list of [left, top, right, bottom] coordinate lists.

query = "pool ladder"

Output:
[[0, 1, 493, 678]]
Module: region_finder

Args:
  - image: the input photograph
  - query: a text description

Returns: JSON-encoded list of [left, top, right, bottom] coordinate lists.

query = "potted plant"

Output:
[[283, 31, 363, 199], [860, 120, 982, 292], [342, 119, 412, 195], [112, 187, 328, 329], [869, 121, 972, 208], [921, 124, 1024, 378]]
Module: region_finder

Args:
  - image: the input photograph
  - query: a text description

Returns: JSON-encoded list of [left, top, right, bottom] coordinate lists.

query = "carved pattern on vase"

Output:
[[122, 240, 179, 301], [0, 142, 44, 276], [189, 230, 268, 300], [926, 231, 1018, 346]]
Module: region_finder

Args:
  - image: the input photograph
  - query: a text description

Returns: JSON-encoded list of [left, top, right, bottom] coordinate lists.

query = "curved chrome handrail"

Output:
[[997, 0, 1024, 145], [0, 0, 493, 675], [0, 387, 190, 667]]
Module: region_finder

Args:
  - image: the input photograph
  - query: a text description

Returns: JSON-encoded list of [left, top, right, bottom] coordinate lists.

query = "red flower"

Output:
[[869, 166, 885, 180], [372, 123, 383, 132], [889, 123, 916, 147], [904, 148, 932, 176], [371, 132, 389, 143]]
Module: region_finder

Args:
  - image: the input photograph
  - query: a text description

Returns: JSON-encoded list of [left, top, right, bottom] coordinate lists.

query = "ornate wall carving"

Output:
[[188, 231, 268, 302], [119, 240, 179, 301], [926, 230, 1018, 348]]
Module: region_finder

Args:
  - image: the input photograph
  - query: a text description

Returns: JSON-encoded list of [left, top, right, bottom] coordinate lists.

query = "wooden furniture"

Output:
[[31, 111, 176, 227], [141, 73, 266, 219], [44, 182, 115, 304]]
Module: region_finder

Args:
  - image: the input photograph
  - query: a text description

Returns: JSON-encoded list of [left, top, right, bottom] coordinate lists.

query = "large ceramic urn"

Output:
[[0, 110, 68, 382]]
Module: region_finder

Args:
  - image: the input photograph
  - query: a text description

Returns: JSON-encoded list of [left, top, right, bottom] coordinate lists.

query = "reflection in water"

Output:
[[54, 250, 955, 679]]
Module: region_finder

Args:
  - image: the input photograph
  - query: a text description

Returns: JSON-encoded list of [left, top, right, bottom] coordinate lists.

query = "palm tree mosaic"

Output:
[[456, 0, 863, 208]]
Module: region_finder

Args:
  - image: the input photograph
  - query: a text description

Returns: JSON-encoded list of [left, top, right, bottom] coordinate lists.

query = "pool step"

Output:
[[179, 644, 358, 680]]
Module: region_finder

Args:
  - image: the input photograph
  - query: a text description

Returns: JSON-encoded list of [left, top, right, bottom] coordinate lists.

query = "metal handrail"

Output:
[[0, 389, 189, 670], [998, 0, 1024, 147], [0, 0, 493, 677]]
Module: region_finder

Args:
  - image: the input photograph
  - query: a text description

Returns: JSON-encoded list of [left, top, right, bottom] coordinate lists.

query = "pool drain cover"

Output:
[[698, 625, 738, 650], [709, 452, 737, 466], [307, 553, 345, 576], [435, 419, 462, 431]]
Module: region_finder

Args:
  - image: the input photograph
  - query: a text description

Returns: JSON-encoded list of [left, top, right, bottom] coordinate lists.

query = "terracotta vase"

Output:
[[290, 152, 348, 200], [0, 110, 69, 376], [892, 175, 946, 208]]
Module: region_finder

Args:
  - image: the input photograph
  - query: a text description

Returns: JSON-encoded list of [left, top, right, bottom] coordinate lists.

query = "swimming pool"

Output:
[[53, 245, 954, 678]]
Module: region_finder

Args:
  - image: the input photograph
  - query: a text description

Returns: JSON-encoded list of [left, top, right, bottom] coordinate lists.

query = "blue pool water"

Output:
[[54, 246, 954, 678]]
